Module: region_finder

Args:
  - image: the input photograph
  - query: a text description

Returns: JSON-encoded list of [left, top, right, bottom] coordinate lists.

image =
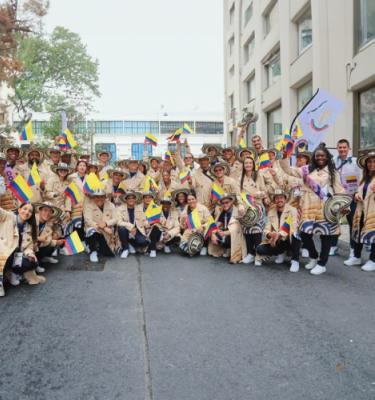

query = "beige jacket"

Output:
[[44, 175, 72, 212], [240, 174, 267, 204], [155, 209, 181, 240], [19, 163, 48, 204], [180, 203, 211, 242], [117, 204, 149, 236], [191, 168, 214, 208], [120, 172, 146, 192], [36, 214, 58, 249]]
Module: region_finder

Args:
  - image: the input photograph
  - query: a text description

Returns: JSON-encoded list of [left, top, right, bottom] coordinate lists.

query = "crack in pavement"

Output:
[[135, 255, 153, 400]]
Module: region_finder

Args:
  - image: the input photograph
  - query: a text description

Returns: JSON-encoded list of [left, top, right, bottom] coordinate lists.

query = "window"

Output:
[[298, 9, 312, 54], [265, 51, 281, 88], [244, 2, 253, 26], [359, 86, 375, 148], [245, 75, 255, 103], [96, 143, 117, 162], [356, 0, 375, 49], [229, 36, 235, 56], [297, 81, 313, 111], [229, 3, 235, 24], [264, 2, 278, 37], [267, 107, 282, 146], [195, 122, 224, 134], [244, 35, 255, 64], [131, 143, 152, 160]]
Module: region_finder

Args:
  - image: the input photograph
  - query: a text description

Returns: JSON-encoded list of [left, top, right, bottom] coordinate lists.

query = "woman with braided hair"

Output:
[[280, 143, 345, 276]]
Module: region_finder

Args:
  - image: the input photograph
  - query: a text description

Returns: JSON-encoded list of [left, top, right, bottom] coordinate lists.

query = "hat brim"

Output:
[[210, 162, 230, 176], [219, 194, 236, 203], [51, 165, 74, 175], [5, 146, 24, 159], [97, 151, 112, 161], [34, 203, 63, 220], [202, 144, 222, 155], [270, 191, 290, 202], [357, 153, 375, 169], [45, 148, 62, 158], [107, 169, 128, 179], [171, 188, 189, 202], [119, 191, 142, 203], [26, 149, 44, 161]]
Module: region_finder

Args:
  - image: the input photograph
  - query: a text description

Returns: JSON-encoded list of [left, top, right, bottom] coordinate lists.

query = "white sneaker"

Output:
[[150, 250, 157, 258], [305, 258, 318, 270], [242, 254, 255, 264], [120, 249, 129, 259], [41, 257, 58, 264], [52, 249, 58, 257], [290, 260, 300, 273], [6, 271, 20, 286], [361, 259, 375, 272], [349, 248, 354, 258], [129, 244, 136, 254], [275, 253, 286, 264], [254, 259, 262, 266], [344, 256, 361, 266], [36, 266, 45, 273], [301, 248, 309, 258], [310, 264, 326, 275], [164, 246, 171, 254], [329, 246, 338, 256], [0, 285, 4, 297], [90, 251, 98, 263], [200, 247, 207, 256]]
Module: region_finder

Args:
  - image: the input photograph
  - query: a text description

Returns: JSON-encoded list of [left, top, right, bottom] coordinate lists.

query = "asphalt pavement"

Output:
[[1, 249, 374, 400]]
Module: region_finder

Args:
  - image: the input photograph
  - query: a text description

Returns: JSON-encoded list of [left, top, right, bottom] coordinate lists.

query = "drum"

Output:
[[186, 232, 205, 256]]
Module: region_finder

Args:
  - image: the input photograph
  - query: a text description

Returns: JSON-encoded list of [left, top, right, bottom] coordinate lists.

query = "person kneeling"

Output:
[[84, 190, 117, 263], [208, 193, 246, 264], [256, 190, 301, 272]]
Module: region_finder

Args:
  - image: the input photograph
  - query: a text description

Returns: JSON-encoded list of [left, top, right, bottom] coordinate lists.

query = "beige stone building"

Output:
[[224, 0, 375, 153]]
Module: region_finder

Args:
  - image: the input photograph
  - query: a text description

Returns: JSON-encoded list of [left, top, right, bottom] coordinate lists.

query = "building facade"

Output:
[[32, 118, 224, 161], [224, 0, 375, 153]]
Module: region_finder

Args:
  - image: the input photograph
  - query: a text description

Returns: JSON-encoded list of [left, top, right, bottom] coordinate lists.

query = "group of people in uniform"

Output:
[[0, 131, 374, 297]]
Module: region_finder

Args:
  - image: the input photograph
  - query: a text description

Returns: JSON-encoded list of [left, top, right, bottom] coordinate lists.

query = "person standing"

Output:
[[330, 139, 361, 258]]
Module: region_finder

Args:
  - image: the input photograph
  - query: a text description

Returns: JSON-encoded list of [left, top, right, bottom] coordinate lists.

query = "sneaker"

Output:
[[6, 271, 20, 286], [329, 246, 338, 256], [129, 244, 136, 254], [52, 249, 58, 257], [349, 248, 354, 258], [275, 253, 286, 264], [200, 247, 208, 256], [290, 260, 300, 273], [0, 285, 4, 297], [242, 254, 255, 264], [90, 251, 98, 263], [150, 250, 157, 258], [41, 257, 58, 264], [301, 248, 309, 258], [344, 256, 361, 266], [120, 249, 129, 259], [223, 250, 230, 258], [310, 264, 327, 275], [361, 259, 375, 272], [164, 246, 171, 254], [305, 258, 318, 270], [36, 265, 45, 273], [254, 259, 262, 266]]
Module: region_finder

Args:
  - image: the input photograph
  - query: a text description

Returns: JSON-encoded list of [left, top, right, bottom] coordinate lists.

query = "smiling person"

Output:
[[97, 150, 112, 180], [119, 159, 146, 192], [105, 167, 128, 206], [221, 146, 242, 180], [0, 202, 45, 297], [279, 143, 345, 276], [251, 135, 264, 156], [348, 151, 375, 271]]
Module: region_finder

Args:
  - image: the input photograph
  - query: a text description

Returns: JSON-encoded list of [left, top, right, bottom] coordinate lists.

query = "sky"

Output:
[[44, 0, 224, 120]]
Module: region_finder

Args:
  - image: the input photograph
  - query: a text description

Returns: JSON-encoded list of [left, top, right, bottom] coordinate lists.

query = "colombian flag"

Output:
[[145, 201, 162, 224], [8, 175, 33, 203], [145, 132, 158, 147], [240, 192, 254, 207], [63, 128, 77, 149], [239, 137, 246, 149], [144, 175, 159, 192], [210, 183, 224, 201], [164, 151, 175, 166], [83, 173, 104, 194], [20, 121, 33, 141], [27, 163, 41, 186], [65, 182, 82, 205], [204, 216, 218, 240], [168, 128, 183, 142], [59, 136, 67, 150], [283, 134, 294, 157], [64, 231, 85, 255], [259, 153, 271, 170], [280, 215, 292, 236], [183, 123, 193, 135], [179, 170, 191, 184], [187, 208, 201, 230]]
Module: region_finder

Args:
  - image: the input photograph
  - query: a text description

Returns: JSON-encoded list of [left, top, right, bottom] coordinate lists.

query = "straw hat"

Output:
[[357, 150, 375, 169], [88, 189, 107, 198], [171, 188, 189, 203], [127, 157, 140, 165], [34, 202, 62, 220], [96, 150, 112, 160], [269, 189, 290, 202], [149, 156, 162, 163], [5, 145, 24, 159], [107, 167, 128, 179], [51, 162, 74, 175], [237, 147, 256, 160], [26, 146, 44, 161], [195, 153, 210, 162], [210, 161, 230, 176], [87, 161, 103, 171], [219, 193, 236, 203], [119, 191, 142, 203], [45, 146, 61, 158], [221, 146, 237, 155], [202, 144, 222, 155], [295, 151, 312, 162], [141, 191, 156, 199]]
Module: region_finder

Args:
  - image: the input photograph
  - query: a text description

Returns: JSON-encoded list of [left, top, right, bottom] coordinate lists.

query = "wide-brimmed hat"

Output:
[[5, 145, 24, 159], [358, 148, 375, 157], [96, 150, 112, 160], [34, 202, 63, 220], [357, 150, 375, 169], [139, 160, 149, 171], [149, 156, 162, 163], [119, 191, 141, 203], [87, 161, 103, 171], [202, 144, 222, 155], [127, 157, 140, 165], [219, 193, 236, 203], [107, 167, 128, 179], [141, 191, 156, 199], [210, 161, 230, 176], [237, 147, 256, 160], [45, 146, 61, 158], [51, 162, 74, 175], [195, 153, 210, 162], [61, 149, 73, 156], [269, 189, 290, 202], [89, 189, 107, 198], [26, 147, 44, 161], [160, 196, 173, 204], [295, 151, 312, 162], [171, 188, 189, 203], [221, 146, 237, 155]]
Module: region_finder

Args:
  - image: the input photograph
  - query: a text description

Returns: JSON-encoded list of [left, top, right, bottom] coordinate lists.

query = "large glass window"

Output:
[[243, 35, 255, 64], [357, 0, 375, 49], [244, 2, 253, 26], [131, 143, 152, 160], [245, 75, 255, 103], [359, 86, 375, 148], [265, 51, 281, 88], [195, 122, 224, 134], [297, 81, 313, 111], [264, 1, 278, 37], [298, 9, 312, 54], [267, 106, 282, 147]]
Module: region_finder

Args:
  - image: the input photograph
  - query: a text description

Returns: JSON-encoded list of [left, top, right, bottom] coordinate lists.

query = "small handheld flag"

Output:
[[145, 132, 158, 147], [240, 192, 255, 208], [292, 119, 303, 140], [20, 121, 33, 141], [239, 137, 246, 149], [83, 173, 105, 194], [64, 231, 85, 255], [183, 123, 193, 135], [164, 151, 175, 166], [65, 182, 82, 205], [179, 169, 191, 184], [145, 201, 162, 225], [168, 128, 183, 142], [144, 175, 159, 192], [27, 163, 41, 186], [283, 134, 294, 157], [186, 208, 201, 230], [204, 216, 218, 240], [259, 153, 271, 170], [58, 136, 67, 150], [280, 215, 292, 236], [8, 175, 33, 203], [63, 128, 77, 149], [210, 183, 224, 201]]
